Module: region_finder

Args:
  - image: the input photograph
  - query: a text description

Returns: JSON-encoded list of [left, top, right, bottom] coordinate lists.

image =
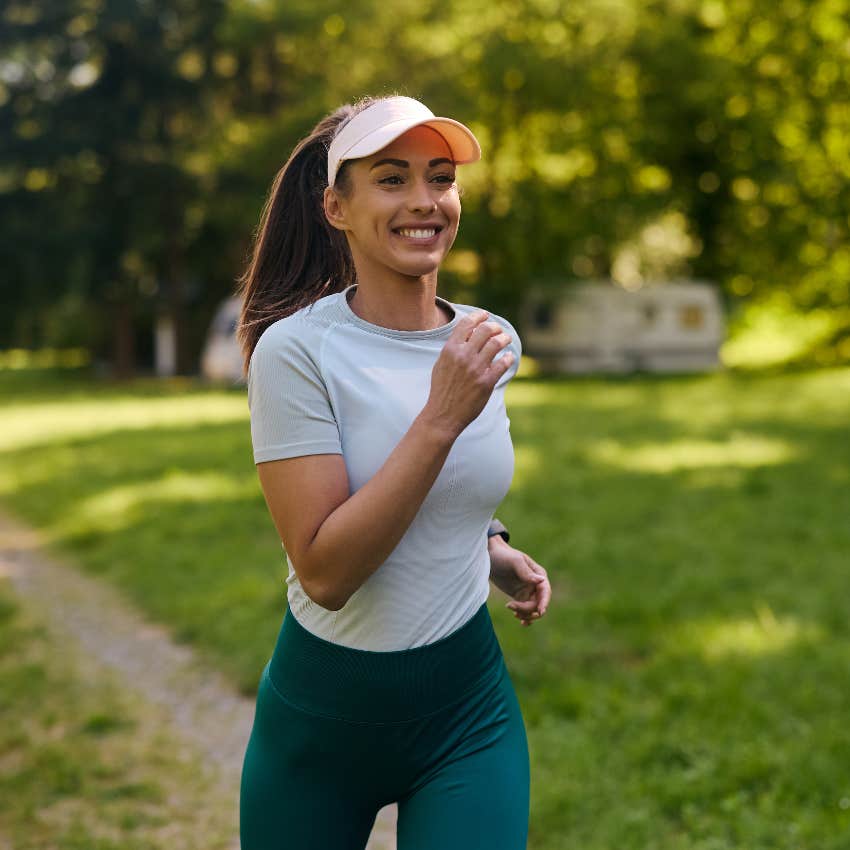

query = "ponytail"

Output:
[[235, 95, 387, 377]]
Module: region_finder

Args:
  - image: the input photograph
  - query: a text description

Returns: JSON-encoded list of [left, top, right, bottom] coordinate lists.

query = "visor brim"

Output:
[[330, 115, 481, 186]]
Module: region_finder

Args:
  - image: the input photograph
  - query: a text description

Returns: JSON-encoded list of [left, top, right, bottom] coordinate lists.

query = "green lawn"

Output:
[[2, 363, 849, 849]]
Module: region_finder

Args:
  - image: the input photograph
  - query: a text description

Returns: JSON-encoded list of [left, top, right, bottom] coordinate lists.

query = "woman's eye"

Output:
[[378, 173, 455, 186]]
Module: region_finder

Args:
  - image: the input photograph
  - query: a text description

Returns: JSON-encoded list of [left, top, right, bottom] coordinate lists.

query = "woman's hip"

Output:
[[266, 600, 505, 724]]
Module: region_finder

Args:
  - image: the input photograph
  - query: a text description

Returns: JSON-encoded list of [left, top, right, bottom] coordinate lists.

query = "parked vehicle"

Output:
[[200, 296, 244, 384], [520, 280, 725, 373]]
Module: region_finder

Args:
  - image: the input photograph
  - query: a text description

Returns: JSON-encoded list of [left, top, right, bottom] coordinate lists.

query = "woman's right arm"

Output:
[[255, 309, 515, 612]]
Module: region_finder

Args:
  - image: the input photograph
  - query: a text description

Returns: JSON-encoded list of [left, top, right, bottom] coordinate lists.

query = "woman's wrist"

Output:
[[487, 518, 510, 544], [413, 408, 463, 448]]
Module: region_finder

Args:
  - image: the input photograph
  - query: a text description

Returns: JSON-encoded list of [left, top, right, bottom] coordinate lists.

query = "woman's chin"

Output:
[[392, 253, 445, 278]]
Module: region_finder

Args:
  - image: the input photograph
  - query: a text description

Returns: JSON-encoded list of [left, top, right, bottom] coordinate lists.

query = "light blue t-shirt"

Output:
[[247, 283, 521, 650]]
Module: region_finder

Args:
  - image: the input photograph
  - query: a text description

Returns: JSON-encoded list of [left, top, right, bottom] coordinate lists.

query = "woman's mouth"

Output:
[[392, 226, 443, 246]]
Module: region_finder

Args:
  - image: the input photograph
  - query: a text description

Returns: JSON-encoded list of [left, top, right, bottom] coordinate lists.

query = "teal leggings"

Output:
[[239, 601, 530, 849]]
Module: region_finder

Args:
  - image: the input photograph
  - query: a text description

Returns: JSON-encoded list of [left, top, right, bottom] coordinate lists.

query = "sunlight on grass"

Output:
[[0, 394, 247, 452], [505, 382, 579, 408], [2, 365, 849, 849], [506, 379, 649, 411], [667, 603, 824, 661], [506, 373, 695, 413], [512, 444, 544, 487], [51, 472, 258, 536], [644, 366, 850, 430], [584, 431, 798, 473]]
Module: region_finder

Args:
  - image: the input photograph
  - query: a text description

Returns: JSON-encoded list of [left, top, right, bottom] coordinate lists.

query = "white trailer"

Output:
[[519, 280, 725, 374]]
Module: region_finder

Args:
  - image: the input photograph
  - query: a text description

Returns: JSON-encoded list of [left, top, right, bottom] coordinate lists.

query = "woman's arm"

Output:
[[259, 412, 458, 611]]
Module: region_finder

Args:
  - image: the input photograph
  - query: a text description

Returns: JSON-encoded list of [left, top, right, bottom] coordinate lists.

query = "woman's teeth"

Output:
[[397, 228, 437, 239]]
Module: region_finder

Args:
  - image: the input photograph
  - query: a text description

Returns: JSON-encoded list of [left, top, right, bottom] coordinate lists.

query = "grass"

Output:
[[0, 577, 235, 849], [1, 361, 849, 848]]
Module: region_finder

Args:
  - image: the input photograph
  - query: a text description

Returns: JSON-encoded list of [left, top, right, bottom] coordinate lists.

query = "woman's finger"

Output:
[[535, 578, 551, 616], [507, 599, 537, 615], [527, 558, 551, 615]]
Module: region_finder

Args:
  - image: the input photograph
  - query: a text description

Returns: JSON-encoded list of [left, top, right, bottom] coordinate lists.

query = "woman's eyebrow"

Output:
[[370, 157, 455, 170], [370, 158, 407, 170]]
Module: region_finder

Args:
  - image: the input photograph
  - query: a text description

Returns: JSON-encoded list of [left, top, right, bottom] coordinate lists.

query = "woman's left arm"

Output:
[[487, 534, 552, 626]]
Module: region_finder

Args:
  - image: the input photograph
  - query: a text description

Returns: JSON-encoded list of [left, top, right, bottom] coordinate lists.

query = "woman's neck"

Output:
[[346, 278, 452, 331]]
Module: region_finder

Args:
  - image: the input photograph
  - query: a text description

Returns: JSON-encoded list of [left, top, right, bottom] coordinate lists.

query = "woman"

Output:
[[237, 94, 551, 850]]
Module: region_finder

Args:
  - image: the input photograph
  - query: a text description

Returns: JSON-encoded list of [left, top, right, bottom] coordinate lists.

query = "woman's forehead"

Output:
[[368, 125, 454, 163]]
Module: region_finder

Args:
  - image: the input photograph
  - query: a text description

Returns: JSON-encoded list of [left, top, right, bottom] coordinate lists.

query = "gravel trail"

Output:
[[0, 509, 397, 850]]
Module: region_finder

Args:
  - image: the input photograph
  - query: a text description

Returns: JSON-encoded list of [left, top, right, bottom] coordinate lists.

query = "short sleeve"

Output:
[[247, 320, 343, 464], [490, 312, 522, 389]]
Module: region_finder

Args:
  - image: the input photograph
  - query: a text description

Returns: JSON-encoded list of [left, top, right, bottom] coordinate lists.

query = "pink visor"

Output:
[[327, 96, 482, 188]]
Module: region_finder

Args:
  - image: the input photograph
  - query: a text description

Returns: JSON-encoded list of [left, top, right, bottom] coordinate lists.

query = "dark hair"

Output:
[[235, 95, 390, 377]]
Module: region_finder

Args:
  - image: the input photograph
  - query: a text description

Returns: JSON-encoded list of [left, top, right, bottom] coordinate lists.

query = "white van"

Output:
[[200, 296, 245, 384]]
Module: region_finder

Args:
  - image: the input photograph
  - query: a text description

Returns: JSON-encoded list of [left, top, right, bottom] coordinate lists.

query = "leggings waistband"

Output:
[[266, 602, 504, 723]]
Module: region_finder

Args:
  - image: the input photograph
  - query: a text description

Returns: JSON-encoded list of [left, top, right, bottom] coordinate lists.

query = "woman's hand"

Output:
[[422, 311, 515, 440], [487, 536, 552, 626]]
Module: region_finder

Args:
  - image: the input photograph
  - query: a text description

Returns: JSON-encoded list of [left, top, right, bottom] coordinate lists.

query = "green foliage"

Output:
[[723, 291, 850, 369], [1, 0, 848, 364]]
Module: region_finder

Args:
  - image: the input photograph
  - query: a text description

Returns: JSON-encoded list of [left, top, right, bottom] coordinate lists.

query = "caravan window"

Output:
[[679, 304, 705, 329], [533, 299, 555, 329]]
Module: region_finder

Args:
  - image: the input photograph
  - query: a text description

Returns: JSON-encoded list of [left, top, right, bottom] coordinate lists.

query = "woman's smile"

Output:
[[390, 224, 444, 246]]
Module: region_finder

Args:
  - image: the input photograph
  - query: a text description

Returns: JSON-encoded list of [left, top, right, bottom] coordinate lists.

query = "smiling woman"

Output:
[[322, 124, 465, 312], [235, 95, 546, 850]]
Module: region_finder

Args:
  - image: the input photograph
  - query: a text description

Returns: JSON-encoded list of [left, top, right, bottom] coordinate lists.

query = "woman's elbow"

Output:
[[298, 564, 348, 612], [311, 586, 348, 612]]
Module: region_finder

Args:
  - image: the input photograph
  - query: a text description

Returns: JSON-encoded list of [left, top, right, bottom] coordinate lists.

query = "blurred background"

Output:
[[2, 2, 849, 850], [1, 0, 848, 376]]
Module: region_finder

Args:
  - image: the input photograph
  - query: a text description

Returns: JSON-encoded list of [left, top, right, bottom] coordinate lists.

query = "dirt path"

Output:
[[0, 509, 397, 850]]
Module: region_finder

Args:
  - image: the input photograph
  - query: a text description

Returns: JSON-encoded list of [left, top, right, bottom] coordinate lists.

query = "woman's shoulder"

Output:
[[249, 309, 338, 383], [252, 294, 342, 358]]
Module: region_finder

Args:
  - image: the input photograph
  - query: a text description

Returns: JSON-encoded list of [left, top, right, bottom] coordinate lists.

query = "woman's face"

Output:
[[324, 125, 461, 279]]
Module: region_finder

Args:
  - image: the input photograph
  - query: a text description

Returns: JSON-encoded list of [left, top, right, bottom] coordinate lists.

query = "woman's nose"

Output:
[[407, 179, 437, 213]]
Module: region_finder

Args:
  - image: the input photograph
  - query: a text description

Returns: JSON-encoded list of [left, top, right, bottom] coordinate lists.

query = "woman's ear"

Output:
[[323, 186, 350, 232]]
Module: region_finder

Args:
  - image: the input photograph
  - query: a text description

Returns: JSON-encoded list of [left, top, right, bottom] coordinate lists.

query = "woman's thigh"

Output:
[[395, 661, 530, 850], [239, 665, 385, 850]]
